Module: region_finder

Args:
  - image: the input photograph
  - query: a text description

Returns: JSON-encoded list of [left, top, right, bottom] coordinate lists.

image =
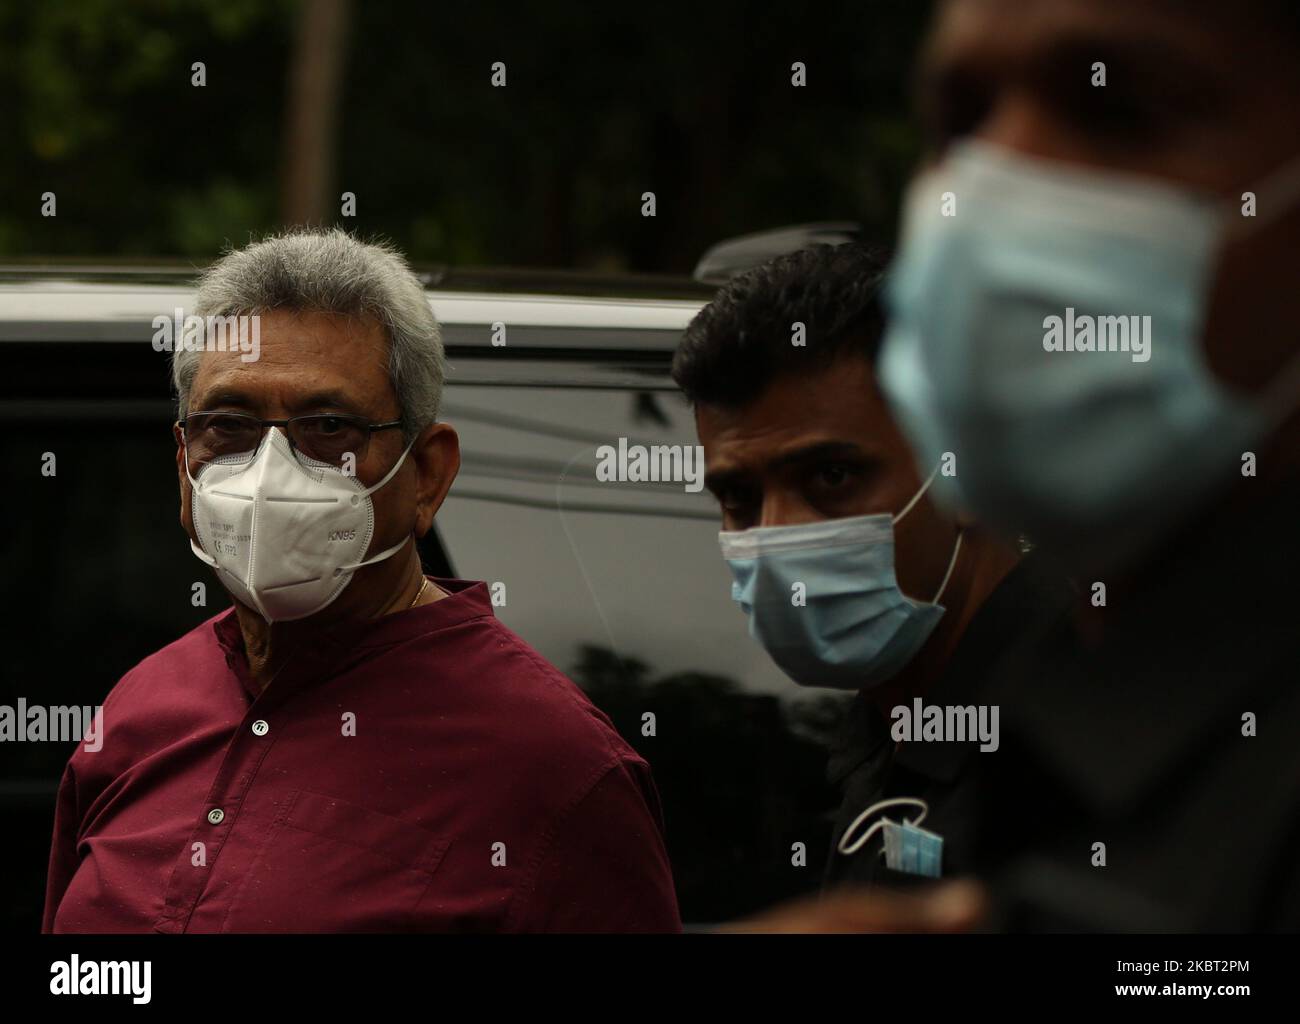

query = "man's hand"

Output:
[[715, 880, 986, 933]]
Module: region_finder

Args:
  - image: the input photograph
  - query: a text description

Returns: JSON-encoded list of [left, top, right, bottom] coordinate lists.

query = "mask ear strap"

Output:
[[336, 533, 411, 576], [893, 464, 940, 525], [838, 797, 929, 856], [893, 463, 964, 605], [344, 439, 419, 573], [360, 437, 417, 497], [931, 529, 964, 605], [189, 538, 217, 567]]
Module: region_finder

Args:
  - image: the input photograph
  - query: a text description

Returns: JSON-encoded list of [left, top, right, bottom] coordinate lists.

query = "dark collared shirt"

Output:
[[42, 578, 681, 933], [823, 553, 1076, 889], [970, 475, 1300, 931]]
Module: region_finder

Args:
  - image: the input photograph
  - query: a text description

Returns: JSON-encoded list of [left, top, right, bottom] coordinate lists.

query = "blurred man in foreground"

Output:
[[673, 244, 1074, 890], [879, 0, 1300, 929]]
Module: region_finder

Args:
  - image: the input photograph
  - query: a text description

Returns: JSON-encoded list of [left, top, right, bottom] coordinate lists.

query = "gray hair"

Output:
[[174, 228, 445, 440]]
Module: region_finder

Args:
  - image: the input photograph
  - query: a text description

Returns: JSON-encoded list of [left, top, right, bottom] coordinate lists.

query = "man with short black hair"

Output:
[[673, 243, 1074, 889]]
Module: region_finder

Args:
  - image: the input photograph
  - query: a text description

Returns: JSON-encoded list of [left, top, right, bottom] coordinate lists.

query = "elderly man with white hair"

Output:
[[42, 228, 681, 933]]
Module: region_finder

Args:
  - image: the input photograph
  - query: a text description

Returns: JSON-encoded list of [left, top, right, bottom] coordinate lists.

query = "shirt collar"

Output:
[[212, 578, 495, 702]]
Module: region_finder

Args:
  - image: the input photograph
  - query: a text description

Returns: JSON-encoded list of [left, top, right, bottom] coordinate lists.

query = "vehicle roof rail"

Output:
[[691, 222, 862, 284]]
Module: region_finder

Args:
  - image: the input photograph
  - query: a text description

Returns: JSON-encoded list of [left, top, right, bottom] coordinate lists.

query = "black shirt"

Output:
[[967, 473, 1300, 931], [822, 552, 1077, 889]]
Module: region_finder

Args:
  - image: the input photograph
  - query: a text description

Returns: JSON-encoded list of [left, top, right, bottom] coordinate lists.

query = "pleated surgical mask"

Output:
[[838, 797, 942, 878], [879, 138, 1300, 570], [719, 470, 962, 690]]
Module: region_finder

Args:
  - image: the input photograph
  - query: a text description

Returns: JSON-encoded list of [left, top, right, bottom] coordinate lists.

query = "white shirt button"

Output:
[[251, 720, 269, 736], [207, 808, 225, 825]]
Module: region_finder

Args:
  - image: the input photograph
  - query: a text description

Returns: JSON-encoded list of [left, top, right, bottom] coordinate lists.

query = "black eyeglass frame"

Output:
[[178, 412, 405, 465]]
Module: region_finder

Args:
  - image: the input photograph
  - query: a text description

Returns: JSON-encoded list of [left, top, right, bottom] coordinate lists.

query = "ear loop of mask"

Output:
[[837, 796, 930, 857], [323, 435, 420, 577], [892, 464, 964, 605], [891, 465, 939, 525]]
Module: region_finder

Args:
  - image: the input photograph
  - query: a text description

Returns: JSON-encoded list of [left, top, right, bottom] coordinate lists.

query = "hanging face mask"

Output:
[[719, 471, 962, 690], [879, 139, 1300, 570], [838, 797, 942, 879], [187, 426, 414, 622]]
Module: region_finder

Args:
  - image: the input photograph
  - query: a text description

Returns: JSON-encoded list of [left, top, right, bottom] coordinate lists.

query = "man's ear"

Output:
[[411, 422, 460, 538], [174, 421, 195, 539]]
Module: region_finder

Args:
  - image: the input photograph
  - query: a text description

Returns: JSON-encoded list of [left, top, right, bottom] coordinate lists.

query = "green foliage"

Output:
[[0, 0, 933, 272], [0, 0, 292, 258]]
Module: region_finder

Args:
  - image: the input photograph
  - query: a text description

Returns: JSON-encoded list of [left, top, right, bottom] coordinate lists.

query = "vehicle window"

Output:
[[438, 383, 848, 923]]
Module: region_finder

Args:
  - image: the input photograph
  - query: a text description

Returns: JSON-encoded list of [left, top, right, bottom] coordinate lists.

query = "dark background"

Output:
[[0, 0, 932, 269]]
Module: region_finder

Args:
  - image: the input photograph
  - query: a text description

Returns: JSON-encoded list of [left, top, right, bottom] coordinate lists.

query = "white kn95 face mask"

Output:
[[187, 426, 414, 622]]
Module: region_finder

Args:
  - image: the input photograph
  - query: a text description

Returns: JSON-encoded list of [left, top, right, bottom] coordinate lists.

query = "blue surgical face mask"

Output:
[[719, 472, 962, 690], [879, 139, 1300, 571], [837, 796, 942, 878]]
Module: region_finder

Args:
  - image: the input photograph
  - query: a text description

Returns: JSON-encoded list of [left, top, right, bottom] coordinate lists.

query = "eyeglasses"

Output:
[[180, 411, 404, 469]]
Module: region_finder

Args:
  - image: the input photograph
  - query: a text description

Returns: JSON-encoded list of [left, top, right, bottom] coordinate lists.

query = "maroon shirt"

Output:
[[42, 578, 681, 933]]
